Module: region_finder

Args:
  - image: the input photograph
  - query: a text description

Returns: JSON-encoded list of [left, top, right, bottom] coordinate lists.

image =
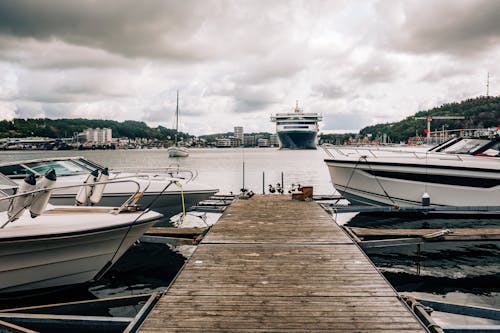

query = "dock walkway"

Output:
[[139, 195, 428, 332]]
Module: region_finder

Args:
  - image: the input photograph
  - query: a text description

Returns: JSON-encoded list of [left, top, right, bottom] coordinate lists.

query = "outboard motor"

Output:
[[7, 173, 36, 221], [75, 169, 99, 205], [30, 169, 57, 218], [268, 184, 276, 193], [89, 167, 109, 204]]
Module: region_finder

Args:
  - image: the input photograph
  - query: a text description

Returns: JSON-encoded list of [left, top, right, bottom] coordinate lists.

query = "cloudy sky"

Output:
[[0, 0, 499, 135]]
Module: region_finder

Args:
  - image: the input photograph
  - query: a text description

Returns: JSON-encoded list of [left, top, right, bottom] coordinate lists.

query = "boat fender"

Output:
[[421, 192, 430, 207], [7, 173, 37, 221], [30, 169, 57, 217], [75, 169, 99, 205], [89, 167, 109, 204]]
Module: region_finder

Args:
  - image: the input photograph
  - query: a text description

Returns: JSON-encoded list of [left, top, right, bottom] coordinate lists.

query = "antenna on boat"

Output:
[[486, 72, 490, 97]]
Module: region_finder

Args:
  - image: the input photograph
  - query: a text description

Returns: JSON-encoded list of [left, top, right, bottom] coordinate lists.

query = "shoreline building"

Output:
[[234, 126, 243, 146], [82, 128, 112, 144]]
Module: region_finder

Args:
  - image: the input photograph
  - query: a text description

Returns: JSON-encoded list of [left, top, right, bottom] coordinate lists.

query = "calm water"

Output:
[[0, 148, 498, 326], [0, 148, 334, 195]]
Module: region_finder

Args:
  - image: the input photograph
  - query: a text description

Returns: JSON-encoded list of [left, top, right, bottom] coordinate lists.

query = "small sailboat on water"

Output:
[[168, 90, 189, 157]]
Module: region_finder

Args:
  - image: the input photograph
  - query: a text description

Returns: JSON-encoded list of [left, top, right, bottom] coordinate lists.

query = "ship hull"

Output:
[[278, 131, 317, 149]]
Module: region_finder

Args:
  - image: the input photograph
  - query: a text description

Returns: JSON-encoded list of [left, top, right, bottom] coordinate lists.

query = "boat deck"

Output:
[[139, 195, 428, 332]]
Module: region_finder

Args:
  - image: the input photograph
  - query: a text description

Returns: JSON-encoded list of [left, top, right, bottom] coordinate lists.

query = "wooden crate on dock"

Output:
[[301, 186, 313, 199]]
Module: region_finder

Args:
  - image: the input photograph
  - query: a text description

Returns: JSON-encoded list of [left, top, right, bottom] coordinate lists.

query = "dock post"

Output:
[[262, 171, 265, 194], [281, 172, 284, 194]]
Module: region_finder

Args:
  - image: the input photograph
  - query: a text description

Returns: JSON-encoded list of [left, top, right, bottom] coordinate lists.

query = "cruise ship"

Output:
[[271, 102, 322, 149]]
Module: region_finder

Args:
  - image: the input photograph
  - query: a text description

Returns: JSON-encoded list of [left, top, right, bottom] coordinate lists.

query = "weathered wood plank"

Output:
[[139, 195, 426, 332]]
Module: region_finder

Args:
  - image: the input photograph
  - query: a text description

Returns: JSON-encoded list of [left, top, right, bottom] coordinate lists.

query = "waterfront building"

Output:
[[82, 128, 112, 143], [234, 126, 244, 145], [270, 134, 279, 147], [257, 138, 270, 147], [243, 134, 256, 147]]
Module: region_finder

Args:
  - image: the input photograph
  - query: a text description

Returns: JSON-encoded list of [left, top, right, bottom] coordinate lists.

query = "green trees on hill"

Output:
[[0, 118, 191, 140], [360, 96, 500, 142]]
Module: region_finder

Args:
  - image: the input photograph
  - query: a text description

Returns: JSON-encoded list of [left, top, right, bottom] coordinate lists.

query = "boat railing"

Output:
[[0, 178, 144, 229], [111, 165, 198, 182], [325, 146, 467, 161]]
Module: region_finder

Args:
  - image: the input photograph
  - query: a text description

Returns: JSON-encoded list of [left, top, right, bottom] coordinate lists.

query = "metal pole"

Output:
[[281, 172, 284, 194], [262, 171, 265, 194], [242, 161, 245, 190], [416, 244, 421, 276]]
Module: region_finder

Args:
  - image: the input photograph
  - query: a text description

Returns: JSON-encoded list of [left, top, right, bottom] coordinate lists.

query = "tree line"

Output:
[[320, 95, 500, 143], [0, 118, 191, 140]]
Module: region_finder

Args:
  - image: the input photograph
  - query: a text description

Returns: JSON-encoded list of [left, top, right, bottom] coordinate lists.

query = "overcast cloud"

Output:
[[0, 0, 499, 135]]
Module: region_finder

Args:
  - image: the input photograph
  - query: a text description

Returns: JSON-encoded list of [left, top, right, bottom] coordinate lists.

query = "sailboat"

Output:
[[168, 90, 189, 157]]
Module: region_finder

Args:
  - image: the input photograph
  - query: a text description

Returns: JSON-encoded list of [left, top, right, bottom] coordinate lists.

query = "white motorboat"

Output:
[[324, 131, 500, 207], [0, 157, 218, 217], [0, 174, 163, 293]]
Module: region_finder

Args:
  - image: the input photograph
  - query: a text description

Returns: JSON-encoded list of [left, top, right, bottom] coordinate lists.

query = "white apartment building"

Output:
[[83, 128, 112, 143], [234, 126, 244, 144]]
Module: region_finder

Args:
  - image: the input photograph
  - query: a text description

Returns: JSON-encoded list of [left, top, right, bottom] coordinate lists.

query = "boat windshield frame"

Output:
[[440, 138, 492, 155], [0, 157, 103, 179]]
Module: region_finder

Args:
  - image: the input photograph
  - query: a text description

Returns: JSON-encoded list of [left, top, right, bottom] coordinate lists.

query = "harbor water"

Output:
[[0, 148, 498, 325]]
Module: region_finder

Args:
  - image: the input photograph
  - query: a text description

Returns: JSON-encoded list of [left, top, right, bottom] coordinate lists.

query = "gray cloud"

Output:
[[379, 0, 500, 57], [0, 0, 207, 60], [313, 84, 348, 100], [1, 0, 500, 135]]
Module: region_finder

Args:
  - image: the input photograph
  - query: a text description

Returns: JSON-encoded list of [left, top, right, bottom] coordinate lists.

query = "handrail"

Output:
[[0, 179, 143, 229], [111, 166, 198, 182]]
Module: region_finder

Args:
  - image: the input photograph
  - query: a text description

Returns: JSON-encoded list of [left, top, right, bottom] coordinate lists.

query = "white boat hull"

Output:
[[0, 210, 160, 293], [168, 147, 189, 157], [325, 154, 500, 207]]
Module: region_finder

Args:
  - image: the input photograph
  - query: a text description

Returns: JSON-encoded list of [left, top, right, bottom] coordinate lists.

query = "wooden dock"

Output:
[[139, 195, 428, 332]]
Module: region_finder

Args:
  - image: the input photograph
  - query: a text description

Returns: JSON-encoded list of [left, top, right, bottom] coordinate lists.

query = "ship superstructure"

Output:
[[271, 102, 322, 149]]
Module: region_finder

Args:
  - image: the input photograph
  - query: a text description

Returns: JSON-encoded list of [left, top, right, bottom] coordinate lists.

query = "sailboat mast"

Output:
[[176, 90, 179, 133], [175, 90, 179, 145]]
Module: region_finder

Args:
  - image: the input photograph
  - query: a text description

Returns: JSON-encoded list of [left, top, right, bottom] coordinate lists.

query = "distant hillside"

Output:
[[360, 95, 500, 142], [0, 118, 191, 140]]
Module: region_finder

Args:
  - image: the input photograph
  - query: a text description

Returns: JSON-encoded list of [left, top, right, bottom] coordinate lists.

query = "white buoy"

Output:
[[422, 192, 430, 206], [75, 169, 99, 205], [89, 168, 109, 204], [30, 169, 57, 217], [7, 174, 36, 221]]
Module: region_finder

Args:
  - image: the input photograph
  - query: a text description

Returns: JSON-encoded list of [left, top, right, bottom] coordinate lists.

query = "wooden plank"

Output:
[[350, 227, 500, 239], [145, 227, 208, 237], [0, 320, 37, 333], [139, 195, 427, 332]]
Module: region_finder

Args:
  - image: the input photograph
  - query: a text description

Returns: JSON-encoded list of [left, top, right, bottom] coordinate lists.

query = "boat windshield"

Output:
[[441, 139, 490, 154], [0, 164, 32, 179], [25, 160, 95, 176]]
